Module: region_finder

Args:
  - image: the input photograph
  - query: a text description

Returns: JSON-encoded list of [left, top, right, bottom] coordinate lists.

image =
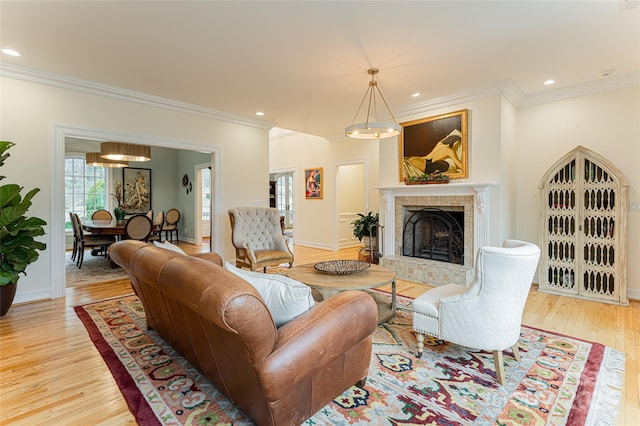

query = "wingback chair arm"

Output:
[[272, 234, 293, 255], [240, 241, 258, 263], [259, 290, 377, 401]]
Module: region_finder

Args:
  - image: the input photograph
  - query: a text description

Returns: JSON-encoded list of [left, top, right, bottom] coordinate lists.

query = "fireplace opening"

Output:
[[402, 207, 464, 264]]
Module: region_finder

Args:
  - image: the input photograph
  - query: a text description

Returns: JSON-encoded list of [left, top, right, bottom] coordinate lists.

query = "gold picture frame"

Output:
[[399, 109, 468, 181], [304, 167, 323, 199]]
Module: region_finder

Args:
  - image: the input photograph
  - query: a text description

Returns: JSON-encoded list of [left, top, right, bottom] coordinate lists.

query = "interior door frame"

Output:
[[269, 167, 296, 242], [52, 123, 221, 299], [194, 162, 212, 248], [332, 158, 370, 251]]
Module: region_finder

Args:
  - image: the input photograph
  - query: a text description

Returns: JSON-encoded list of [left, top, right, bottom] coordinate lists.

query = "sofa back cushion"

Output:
[[224, 262, 314, 326]]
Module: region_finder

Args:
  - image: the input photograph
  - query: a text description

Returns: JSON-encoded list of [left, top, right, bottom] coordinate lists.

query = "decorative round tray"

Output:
[[314, 260, 371, 275]]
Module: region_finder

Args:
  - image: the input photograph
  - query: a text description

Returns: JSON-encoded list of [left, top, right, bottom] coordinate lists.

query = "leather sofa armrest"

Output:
[[191, 252, 224, 266], [258, 290, 377, 398]]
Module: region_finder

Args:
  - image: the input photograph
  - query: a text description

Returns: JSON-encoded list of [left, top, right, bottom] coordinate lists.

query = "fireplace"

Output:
[[377, 183, 494, 286], [402, 207, 464, 265]]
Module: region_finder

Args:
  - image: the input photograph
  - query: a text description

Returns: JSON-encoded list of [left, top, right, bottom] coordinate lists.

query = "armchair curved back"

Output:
[[228, 207, 283, 251], [439, 240, 540, 350]]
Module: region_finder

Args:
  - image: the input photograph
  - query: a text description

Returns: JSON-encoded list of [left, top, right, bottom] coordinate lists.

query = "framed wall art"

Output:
[[304, 167, 323, 199], [122, 167, 151, 214], [399, 109, 468, 181]]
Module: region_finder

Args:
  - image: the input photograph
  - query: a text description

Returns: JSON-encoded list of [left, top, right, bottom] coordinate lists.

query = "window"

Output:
[[64, 156, 108, 231], [201, 167, 211, 221]]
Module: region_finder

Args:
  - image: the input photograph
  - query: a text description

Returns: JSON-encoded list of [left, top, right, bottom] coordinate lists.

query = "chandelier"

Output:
[[100, 142, 151, 162], [345, 68, 401, 140]]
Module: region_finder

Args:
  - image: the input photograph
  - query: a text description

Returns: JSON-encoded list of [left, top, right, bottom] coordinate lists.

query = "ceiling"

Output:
[[1, 1, 638, 138]]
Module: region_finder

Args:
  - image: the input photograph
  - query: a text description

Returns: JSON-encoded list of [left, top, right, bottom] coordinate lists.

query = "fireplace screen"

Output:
[[402, 208, 464, 264]]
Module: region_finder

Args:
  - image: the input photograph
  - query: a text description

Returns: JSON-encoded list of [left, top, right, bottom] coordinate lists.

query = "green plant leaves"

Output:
[[0, 142, 47, 286]]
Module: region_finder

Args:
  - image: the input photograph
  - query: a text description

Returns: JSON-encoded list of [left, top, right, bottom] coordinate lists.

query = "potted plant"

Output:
[[351, 211, 379, 251], [0, 141, 47, 316]]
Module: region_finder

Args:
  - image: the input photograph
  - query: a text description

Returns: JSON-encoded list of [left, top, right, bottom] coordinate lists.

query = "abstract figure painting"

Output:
[[123, 167, 151, 214], [399, 109, 468, 181], [305, 167, 323, 199]]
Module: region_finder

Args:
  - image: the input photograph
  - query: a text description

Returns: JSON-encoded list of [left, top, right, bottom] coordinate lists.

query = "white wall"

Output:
[[378, 96, 510, 246], [269, 132, 380, 250], [1, 76, 270, 304], [515, 87, 640, 298]]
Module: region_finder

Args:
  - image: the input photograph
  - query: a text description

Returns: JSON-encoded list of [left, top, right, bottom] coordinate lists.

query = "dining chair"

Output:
[[146, 210, 153, 220], [163, 208, 180, 243], [412, 240, 540, 385], [91, 210, 113, 221], [124, 214, 153, 241], [72, 213, 116, 269], [69, 212, 80, 262], [148, 210, 164, 242]]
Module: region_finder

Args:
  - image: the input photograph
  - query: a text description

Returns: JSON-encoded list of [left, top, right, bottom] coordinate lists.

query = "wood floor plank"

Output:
[[1, 242, 637, 425]]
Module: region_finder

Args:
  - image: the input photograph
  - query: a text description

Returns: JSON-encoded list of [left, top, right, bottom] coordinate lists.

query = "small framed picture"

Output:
[[305, 167, 323, 199]]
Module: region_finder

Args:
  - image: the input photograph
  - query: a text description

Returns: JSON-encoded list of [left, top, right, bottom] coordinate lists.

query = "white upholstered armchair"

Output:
[[228, 207, 294, 272], [412, 239, 540, 385]]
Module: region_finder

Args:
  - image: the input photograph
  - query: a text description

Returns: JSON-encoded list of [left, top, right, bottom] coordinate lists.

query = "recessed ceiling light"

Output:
[[411, 92, 421, 98], [255, 111, 264, 116], [1, 48, 21, 57], [544, 79, 555, 86], [600, 69, 615, 78]]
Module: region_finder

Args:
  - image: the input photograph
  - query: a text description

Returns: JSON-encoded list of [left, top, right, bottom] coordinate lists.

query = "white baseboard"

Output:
[[295, 240, 333, 251]]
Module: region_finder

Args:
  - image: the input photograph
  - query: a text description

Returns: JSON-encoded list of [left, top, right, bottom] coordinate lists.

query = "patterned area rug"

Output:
[[75, 294, 624, 426], [66, 250, 128, 287]]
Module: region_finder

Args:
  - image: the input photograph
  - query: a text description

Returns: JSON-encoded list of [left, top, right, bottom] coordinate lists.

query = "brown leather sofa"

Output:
[[109, 240, 378, 425]]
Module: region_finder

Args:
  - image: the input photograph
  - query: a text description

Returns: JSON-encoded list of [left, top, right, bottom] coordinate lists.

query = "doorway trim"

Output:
[[194, 162, 212, 247], [52, 123, 221, 299], [332, 158, 370, 251], [269, 167, 297, 243]]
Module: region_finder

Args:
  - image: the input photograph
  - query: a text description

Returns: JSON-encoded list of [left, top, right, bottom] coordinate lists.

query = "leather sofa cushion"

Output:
[[225, 262, 314, 327]]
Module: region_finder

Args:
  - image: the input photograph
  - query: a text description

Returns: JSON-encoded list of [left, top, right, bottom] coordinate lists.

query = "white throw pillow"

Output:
[[224, 262, 314, 327], [153, 240, 187, 256]]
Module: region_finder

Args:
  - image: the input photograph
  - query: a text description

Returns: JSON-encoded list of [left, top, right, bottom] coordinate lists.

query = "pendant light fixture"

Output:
[[345, 68, 401, 140], [86, 152, 129, 168], [100, 142, 151, 162]]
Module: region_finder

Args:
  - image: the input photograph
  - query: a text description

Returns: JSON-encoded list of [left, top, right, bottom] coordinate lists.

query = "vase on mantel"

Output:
[[114, 207, 126, 222]]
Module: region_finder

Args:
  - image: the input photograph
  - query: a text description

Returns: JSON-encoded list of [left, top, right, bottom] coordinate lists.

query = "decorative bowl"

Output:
[[314, 260, 371, 275]]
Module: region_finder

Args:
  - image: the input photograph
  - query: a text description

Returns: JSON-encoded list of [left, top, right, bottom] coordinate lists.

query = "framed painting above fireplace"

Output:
[[399, 109, 468, 181]]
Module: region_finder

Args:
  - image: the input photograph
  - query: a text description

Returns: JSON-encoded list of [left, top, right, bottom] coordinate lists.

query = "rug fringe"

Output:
[[585, 347, 625, 426]]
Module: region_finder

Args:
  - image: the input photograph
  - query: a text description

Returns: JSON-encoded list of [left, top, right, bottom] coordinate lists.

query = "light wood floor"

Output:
[[0, 243, 638, 425]]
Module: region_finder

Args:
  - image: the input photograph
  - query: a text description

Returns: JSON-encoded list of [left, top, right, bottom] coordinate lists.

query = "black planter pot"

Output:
[[0, 281, 17, 317]]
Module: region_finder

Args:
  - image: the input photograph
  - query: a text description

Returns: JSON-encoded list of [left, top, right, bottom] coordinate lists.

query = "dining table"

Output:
[[81, 218, 128, 236]]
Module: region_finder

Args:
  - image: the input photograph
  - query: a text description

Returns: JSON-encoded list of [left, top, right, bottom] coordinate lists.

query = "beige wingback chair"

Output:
[[412, 239, 540, 385], [228, 207, 293, 272]]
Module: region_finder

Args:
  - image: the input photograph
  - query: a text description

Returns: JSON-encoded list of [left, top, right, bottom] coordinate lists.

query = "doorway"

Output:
[[270, 171, 294, 235], [53, 125, 221, 299], [195, 163, 212, 250], [335, 161, 368, 249]]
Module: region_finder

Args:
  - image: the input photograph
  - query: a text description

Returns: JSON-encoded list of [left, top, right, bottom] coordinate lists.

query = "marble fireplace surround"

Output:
[[377, 182, 495, 286]]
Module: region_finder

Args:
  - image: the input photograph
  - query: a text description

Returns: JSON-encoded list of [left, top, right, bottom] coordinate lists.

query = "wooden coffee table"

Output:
[[287, 262, 396, 323]]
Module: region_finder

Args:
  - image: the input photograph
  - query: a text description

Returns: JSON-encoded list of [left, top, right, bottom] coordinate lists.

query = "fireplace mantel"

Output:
[[376, 182, 497, 286], [376, 182, 495, 213]]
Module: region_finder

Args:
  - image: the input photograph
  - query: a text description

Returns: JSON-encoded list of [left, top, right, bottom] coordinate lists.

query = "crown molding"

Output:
[[395, 80, 525, 121], [0, 63, 274, 131], [519, 72, 640, 107]]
